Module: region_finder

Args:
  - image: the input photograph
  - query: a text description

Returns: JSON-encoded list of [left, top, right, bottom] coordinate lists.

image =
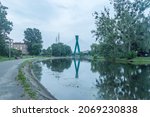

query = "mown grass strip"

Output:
[[0, 56, 14, 62], [17, 61, 37, 99], [94, 56, 150, 65]]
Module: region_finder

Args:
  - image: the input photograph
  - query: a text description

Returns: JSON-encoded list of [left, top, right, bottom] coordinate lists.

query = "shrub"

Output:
[[127, 51, 137, 59]]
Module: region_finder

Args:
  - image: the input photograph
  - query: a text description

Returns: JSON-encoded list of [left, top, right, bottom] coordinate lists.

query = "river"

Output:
[[32, 58, 150, 100]]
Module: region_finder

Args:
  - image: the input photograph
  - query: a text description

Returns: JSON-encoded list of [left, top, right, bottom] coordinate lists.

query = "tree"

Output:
[[47, 47, 52, 55], [51, 43, 72, 57], [24, 28, 43, 55], [92, 0, 150, 59], [0, 2, 13, 56], [41, 47, 52, 56], [11, 48, 22, 57], [90, 43, 100, 56]]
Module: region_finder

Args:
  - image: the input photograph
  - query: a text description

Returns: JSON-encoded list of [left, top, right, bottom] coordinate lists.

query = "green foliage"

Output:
[[11, 48, 22, 57], [90, 43, 100, 56], [51, 43, 72, 57], [0, 2, 13, 56], [24, 28, 43, 55], [93, 55, 98, 60], [46, 47, 52, 56], [126, 51, 137, 59], [92, 0, 150, 59], [41, 47, 52, 56]]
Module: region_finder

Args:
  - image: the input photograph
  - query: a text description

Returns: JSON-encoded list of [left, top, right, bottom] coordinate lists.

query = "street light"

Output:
[[8, 38, 13, 59], [5, 35, 13, 59]]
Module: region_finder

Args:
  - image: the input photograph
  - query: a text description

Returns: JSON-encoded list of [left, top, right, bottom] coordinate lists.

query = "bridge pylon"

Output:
[[73, 35, 80, 55]]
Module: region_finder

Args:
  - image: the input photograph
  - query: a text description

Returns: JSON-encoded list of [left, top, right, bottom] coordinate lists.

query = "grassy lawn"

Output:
[[0, 55, 33, 62], [0, 56, 14, 62], [0, 55, 49, 62], [115, 57, 150, 64], [130, 57, 150, 65], [94, 56, 150, 65]]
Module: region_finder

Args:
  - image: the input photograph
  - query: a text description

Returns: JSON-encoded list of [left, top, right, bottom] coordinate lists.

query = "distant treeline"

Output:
[[42, 43, 72, 57]]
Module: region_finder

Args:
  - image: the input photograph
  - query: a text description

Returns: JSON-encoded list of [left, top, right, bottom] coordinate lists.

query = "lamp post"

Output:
[[8, 39, 12, 59], [6, 37, 13, 59]]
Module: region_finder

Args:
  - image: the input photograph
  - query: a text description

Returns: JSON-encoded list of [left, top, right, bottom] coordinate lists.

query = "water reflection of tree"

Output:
[[32, 62, 42, 81], [42, 59, 72, 72], [91, 61, 150, 100]]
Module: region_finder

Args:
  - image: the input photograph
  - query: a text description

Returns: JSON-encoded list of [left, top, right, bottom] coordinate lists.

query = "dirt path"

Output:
[[0, 59, 28, 99]]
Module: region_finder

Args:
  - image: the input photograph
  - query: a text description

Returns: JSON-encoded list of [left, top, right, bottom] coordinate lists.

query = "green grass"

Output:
[[129, 57, 150, 65], [94, 56, 150, 65], [0, 56, 14, 62], [17, 61, 37, 99], [97, 56, 105, 61], [92, 56, 105, 61], [0, 55, 42, 62]]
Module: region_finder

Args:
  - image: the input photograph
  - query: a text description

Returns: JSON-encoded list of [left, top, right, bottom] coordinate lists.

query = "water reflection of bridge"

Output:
[[73, 59, 80, 78]]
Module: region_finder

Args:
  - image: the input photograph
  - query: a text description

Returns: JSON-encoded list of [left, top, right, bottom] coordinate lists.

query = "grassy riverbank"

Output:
[[0, 55, 44, 62], [17, 61, 37, 99], [115, 57, 150, 65], [17, 59, 56, 100], [1, 55, 150, 65], [93, 56, 150, 65], [129, 57, 150, 65]]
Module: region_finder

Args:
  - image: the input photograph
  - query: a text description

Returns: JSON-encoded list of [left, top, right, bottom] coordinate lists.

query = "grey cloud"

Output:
[[1, 0, 110, 50]]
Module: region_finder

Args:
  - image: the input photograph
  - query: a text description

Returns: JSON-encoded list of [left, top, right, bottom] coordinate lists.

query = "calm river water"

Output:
[[32, 59, 150, 100]]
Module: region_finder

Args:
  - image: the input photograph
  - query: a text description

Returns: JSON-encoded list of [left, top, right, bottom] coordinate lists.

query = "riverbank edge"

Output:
[[17, 56, 150, 99], [92, 56, 150, 65], [18, 59, 56, 100]]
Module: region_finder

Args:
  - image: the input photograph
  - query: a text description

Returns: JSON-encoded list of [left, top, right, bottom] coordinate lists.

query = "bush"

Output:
[[11, 48, 22, 57], [93, 55, 98, 60], [126, 51, 137, 59]]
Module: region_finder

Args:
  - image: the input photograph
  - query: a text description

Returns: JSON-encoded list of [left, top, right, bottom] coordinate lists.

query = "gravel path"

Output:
[[0, 59, 27, 100]]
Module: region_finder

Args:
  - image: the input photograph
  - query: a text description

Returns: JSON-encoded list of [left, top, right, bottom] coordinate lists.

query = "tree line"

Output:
[[42, 43, 72, 57], [0, 2, 72, 57], [91, 0, 150, 60]]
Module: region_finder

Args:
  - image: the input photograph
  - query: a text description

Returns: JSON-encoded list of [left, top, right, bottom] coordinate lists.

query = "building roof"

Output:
[[13, 42, 25, 44]]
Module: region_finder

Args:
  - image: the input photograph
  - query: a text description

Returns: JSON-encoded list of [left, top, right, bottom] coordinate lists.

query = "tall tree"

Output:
[[24, 28, 43, 55], [0, 2, 13, 56], [92, 0, 150, 59]]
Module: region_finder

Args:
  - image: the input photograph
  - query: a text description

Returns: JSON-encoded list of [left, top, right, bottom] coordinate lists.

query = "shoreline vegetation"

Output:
[[92, 56, 150, 65], [17, 59, 56, 100], [0, 55, 150, 100], [1, 56, 148, 100], [0, 55, 150, 65]]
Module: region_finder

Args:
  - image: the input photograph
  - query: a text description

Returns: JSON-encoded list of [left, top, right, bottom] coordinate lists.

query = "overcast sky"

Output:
[[1, 0, 111, 51]]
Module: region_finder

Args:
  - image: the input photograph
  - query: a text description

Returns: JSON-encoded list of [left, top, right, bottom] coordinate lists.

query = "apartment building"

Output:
[[13, 42, 28, 55]]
